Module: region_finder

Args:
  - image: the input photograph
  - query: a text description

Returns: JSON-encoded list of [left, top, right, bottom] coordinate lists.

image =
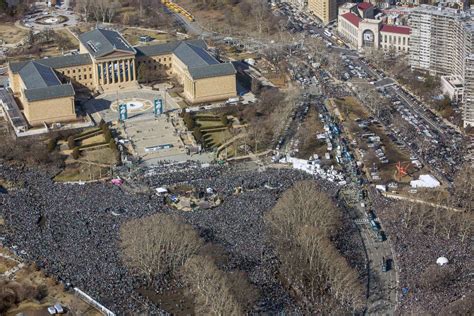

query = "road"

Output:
[[389, 86, 444, 135], [171, 3, 400, 312]]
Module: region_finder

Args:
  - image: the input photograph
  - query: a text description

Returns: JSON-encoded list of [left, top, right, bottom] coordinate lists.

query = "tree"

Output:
[[265, 181, 365, 313], [47, 137, 57, 153], [220, 114, 229, 126], [67, 136, 75, 149], [450, 164, 474, 211], [181, 255, 242, 315], [120, 213, 203, 284], [75, 0, 93, 23], [104, 129, 112, 143], [72, 147, 80, 160]]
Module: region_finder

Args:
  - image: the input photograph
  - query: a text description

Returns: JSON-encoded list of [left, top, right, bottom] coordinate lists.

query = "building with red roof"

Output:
[[337, 2, 411, 53]]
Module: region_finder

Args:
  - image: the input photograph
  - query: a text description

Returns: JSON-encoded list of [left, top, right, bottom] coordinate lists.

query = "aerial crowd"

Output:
[[0, 162, 345, 314]]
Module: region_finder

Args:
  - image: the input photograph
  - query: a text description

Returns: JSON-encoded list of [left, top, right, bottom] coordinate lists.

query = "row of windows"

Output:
[[62, 67, 92, 75], [69, 74, 93, 81], [137, 60, 171, 69], [382, 34, 409, 46], [382, 44, 410, 52]]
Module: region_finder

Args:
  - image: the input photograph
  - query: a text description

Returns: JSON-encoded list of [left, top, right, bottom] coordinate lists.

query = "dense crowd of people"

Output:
[[373, 194, 472, 314], [7, 159, 463, 314], [0, 161, 347, 314]]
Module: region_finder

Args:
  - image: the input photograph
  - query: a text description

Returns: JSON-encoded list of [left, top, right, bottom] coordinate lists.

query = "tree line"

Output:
[[120, 213, 257, 314], [265, 181, 365, 314]]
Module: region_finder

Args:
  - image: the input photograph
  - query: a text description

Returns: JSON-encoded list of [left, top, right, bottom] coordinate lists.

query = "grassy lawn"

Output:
[[56, 28, 79, 46], [334, 97, 412, 182], [203, 130, 232, 148], [197, 120, 224, 129], [80, 134, 106, 146], [177, 100, 188, 108], [81, 147, 116, 165], [0, 23, 28, 44], [54, 162, 110, 182], [122, 28, 174, 45]]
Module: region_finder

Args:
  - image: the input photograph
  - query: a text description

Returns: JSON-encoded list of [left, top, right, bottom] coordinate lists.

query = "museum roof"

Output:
[[173, 41, 220, 68], [16, 61, 75, 101], [134, 39, 208, 57], [188, 63, 236, 80], [9, 54, 92, 73], [23, 84, 75, 102], [19, 61, 61, 89], [79, 28, 136, 58], [136, 39, 235, 79]]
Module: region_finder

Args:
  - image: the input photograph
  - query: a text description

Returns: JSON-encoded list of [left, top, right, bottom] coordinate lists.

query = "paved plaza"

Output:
[[84, 88, 213, 164]]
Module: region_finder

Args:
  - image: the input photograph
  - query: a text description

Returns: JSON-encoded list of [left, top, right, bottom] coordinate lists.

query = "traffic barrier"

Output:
[[74, 287, 116, 316]]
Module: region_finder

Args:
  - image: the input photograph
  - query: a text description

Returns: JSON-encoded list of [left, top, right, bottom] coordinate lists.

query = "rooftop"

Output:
[[135, 39, 208, 57], [357, 2, 373, 11], [19, 62, 61, 89], [136, 40, 236, 79], [10, 54, 92, 73], [380, 24, 411, 35], [173, 42, 219, 68], [79, 28, 136, 58], [341, 12, 361, 27], [411, 4, 473, 19], [16, 61, 75, 102]]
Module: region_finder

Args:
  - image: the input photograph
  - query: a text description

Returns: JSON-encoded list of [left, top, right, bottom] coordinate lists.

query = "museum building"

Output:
[[6, 28, 237, 127]]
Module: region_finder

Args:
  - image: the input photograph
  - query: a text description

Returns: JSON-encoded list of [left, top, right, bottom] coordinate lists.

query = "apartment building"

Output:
[[409, 5, 474, 127], [462, 22, 474, 127], [307, 0, 338, 24], [409, 5, 470, 76]]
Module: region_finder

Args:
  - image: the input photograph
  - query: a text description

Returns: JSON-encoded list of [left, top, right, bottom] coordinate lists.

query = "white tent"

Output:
[[155, 187, 168, 194], [436, 257, 449, 266], [410, 174, 440, 188]]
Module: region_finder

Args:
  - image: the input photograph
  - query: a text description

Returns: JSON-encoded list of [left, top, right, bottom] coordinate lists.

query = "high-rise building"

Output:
[[462, 22, 474, 127], [409, 5, 474, 127], [464, 55, 474, 127], [307, 0, 338, 24], [409, 5, 471, 76]]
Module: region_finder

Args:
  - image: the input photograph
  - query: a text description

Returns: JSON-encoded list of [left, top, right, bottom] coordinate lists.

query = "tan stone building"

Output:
[[337, 3, 411, 52], [7, 28, 237, 127], [307, 0, 338, 24]]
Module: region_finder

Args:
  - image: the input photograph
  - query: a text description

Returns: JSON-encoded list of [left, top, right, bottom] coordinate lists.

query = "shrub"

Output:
[[36, 284, 48, 301], [67, 136, 75, 149], [220, 114, 229, 126], [193, 127, 203, 143], [47, 137, 57, 152], [109, 139, 117, 151], [104, 130, 112, 143], [71, 147, 80, 160], [183, 113, 195, 130], [101, 123, 110, 134]]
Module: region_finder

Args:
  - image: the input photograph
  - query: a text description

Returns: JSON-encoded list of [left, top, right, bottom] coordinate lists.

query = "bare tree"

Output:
[[75, 0, 93, 23], [181, 255, 242, 315], [120, 213, 203, 284], [265, 181, 365, 313]]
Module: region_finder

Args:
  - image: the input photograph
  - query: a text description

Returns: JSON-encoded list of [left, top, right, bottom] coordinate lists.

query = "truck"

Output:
[[226, 97, 240, 104]]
